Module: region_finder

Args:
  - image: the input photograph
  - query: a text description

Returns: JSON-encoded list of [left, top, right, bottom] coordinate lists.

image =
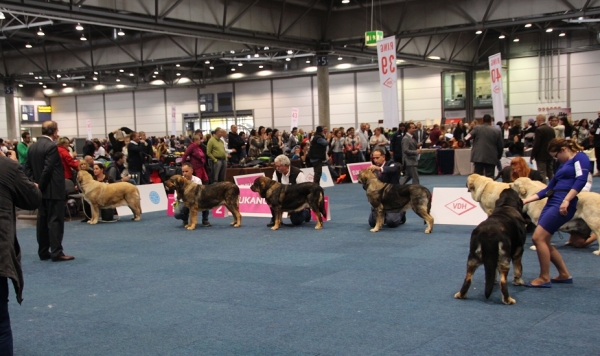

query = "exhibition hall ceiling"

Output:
[[0, 0, 598, 93]]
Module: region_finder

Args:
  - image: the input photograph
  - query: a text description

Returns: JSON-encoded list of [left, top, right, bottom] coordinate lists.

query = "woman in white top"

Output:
[[369, 127, 389, 152], [575, 119, 590, 145], [93, 139, 106, 159]]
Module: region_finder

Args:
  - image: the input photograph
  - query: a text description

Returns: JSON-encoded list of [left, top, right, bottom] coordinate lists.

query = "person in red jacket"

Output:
[[57, 137, 79, 180]]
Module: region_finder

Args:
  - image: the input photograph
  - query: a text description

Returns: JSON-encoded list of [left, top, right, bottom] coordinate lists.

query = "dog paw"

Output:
[[133, 217, 141, 221], [593, 250, 600, 256], [513, 278, 525, 286], [233, 224, 241, 228], [270, 226, 279, 231], [87, 220, 98, 225], [314, 225, 323, 230], [186, 226, 196, 230], [370, 228, 379, 233], [424, 229, 432, 234], [503, 297, 516, 305], [454, 292, 466, 299]]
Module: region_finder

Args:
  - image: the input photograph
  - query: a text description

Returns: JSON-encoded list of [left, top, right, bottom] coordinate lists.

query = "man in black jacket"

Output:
[[530, 114, 556, 183], [0, 150, 41, 355], [228, 125, 245, 164], [127, 131, 145, 185], [24, 121, 75, 262], [268, 155, 311, 226], [389, 123, 406, 164], [308, 126, 328, 185], [367, 148, 405, 227]]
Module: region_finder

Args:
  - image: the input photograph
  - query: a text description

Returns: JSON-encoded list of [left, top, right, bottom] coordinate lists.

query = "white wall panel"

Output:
[[135, 90, 167, 137], [105, 92, 135, 134], [274, 77, 313, 130], [328, 73, 355, 127], [76, 95, 106, 139], [166, 88, 198, 135], [570, 51, 600, 116], [235, 81, 272, 130], [50, 96, 78, 138], [356, 71, 383, 127], [404, 67, 442, 121]]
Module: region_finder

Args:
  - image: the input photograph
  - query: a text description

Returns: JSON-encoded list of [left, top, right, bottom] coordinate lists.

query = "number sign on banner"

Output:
[[376, 36, 399, 129], [488, 53, 506, 124], [291, 108, 299, 130]]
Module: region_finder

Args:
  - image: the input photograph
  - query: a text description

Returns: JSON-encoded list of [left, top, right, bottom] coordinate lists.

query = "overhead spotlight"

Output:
[[175, 64, 180, 67], [94, 71, 98, 75], [62, 83, 67, 87], [37, 27, 45, 36], [231, 68, 236, 71], [117, 28, 125, 36], [524, 23, 532, 28], [56, 74, 62, 78], [286, 57, 291, 61], [513, 38, 520, 42], [76, 23, 84, 31], [475, 30, 482, 35], [116, 78, 121, 82], [264, 46, 269, 50], [209, 66, 214, 70], [152, 75, 156, 78], [18, 84, 23, 87], [39, 82, 43, 85], [119, 69, 124, 72], [559, 32, 566, 37], [42, 85, 47, 88], [80, 35, 87, 41], [259, 65, 264, 68], [337, 56, 343, 60], [129, 73, 134, 77], [306, 59, 311, 63], [246, 54, 251, 59], [0, 12, 4, 20], [93, 76, 98, 80], [342, 0, 350, 3], [578, 16, 584, 20], [546, 28, 553, 32], [154, 70, 159, 74], [25, 43, 32, 49], [176, 72, 181, 76], [254, 53, 259, 58], [230, 50, 235, 54], [204, 60, 210, 64], [238, 62, 243, 66], [498, 34, 505, 39], [427, 55, 441, 60], [287, 50, 293, 54]]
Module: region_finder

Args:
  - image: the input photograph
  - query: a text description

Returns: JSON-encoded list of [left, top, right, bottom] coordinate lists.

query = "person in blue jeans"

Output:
[[173, 163, 210, 227], [522, 138, 591, 288]]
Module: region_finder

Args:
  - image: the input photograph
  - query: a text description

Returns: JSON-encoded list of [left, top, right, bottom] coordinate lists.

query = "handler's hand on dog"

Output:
[[560, 200, 569, 215]]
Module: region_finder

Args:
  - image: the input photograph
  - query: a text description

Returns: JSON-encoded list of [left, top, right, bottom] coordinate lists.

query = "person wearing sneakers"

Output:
[[522, 138, 590, 288], [173, 163, 211, 227], [267, 155, 311, 227]]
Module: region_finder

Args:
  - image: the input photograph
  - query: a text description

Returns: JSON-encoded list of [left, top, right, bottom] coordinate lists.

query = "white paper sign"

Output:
[[86, 119, 92, 140], [291, 108, 299, 130], [116, 183, 168, 216], [488, 53, 505, 124], [171, 106, 177, 136], [300, 167, 334, 188], [376, 36, 399, 129], [430, 188, 488, 226]]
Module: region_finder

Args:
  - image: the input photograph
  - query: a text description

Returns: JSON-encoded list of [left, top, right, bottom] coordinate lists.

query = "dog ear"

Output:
[[518, 186, 527, 198]]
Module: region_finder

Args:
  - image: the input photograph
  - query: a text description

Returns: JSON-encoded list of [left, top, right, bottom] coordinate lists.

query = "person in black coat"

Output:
[[389, 123, 406, 164], [126, 131, 145, 184], [24, 121, 75, 262], [0, 150, 41, 355], [367, 148, 406, 228], [228, 125, 245, 164]]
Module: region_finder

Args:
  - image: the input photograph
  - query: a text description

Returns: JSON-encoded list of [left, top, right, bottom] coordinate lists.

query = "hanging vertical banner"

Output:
[[488, 53, 506, 124], [86, 119, 92, 140], [291, 108, 299, 130], [171, 106, 177, 136], [377, 36, 399, 129]]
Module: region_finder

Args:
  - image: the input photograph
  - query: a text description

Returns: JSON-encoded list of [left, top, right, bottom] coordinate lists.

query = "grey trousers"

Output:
[[211, 159, 227, 183], [400, 165, 419, 185]]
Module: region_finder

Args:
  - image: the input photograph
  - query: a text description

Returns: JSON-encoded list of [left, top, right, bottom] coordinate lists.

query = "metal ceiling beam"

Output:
[[280, 0, 321, 37], [160, 0, 185, 20], [321, 0, 334, 41], [425, 33, 450, 58], [226, 0, 261, 30], [450, 3, 477, 25], [166, 35, 193, 57], [582, 0, 592, 11], [560, 0, 576, 11], [277, 0, 287, 38], [95, 26, 141, 64], [481, 0, 496, 24], [56, 42, 91, 68]]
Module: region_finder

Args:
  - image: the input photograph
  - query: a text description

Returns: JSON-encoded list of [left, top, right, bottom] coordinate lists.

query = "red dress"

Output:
[[181, 142, 209, 183], [58, 145, 79, 180]]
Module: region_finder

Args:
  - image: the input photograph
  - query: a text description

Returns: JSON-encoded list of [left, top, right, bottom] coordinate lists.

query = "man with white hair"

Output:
[[267, 155, 311, 227]]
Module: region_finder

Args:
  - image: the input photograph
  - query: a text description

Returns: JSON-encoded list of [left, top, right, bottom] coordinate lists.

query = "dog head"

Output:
[[510, 177, 545, 199], [250, 176, 275, 197], [358, 169, 377, 190], [165, 174, 187, 192], [466, 173, 483, 192], [76, 170, 93, 189], [495, 188, 523, 211]]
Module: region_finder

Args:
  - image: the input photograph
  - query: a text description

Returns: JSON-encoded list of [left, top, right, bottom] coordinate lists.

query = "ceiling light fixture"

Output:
[[513, 38, 520, 42], [80, 35, 87, 41], [559, 32, 566, 37], [546, 28, 553, 32], [0, 12, 4, 20], [117, 29, 125, 36], [337, 56, 343, 60], [524, 23, 532, 28], [254, 53, 259, 58], [259, 65, 263, 68], [209, 66, 214, 70], [37, 27, 45, 36], [306, 59, 311, 63], [94, 71, 98, 75], [25, 43, 32, 48], [119, 69, 124, 72], [230, 50, 235, 54], [238, 62, 243, 66], [287, 50, 293, 54], [231, 68, 236, 71], [18, 84, 23, 87], [152, 75, 156, 78], [204, 60, 210, 64], [116, 78, 120, 82], [475, 30, 482, 35], [286, 57, 291, 61], [62, 83, 67, 87], [175, 64, 180, 67], [76, 23, 84, 31], [39, 82, 43, 85], [42, 85, 47, 88], [427, 55, 441, 60], [129, 73, 134, 77], [154, 70, 159, 74], [264, 46, 269, 50], [176, 73, 181, 76], [342, 0, 350, 3], [93, 76, 98, 80], [499, 34, 505, 39], [56, 74, 61, 78]]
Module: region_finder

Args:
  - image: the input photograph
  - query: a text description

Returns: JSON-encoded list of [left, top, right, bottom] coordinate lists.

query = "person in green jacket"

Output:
[[16, 131, 31, 166]]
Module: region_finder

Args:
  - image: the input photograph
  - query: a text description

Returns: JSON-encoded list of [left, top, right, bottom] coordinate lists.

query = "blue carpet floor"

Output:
[[10, 175, 600, 355]]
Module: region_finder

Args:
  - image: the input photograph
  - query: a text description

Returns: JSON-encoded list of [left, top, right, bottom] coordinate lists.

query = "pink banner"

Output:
[[167, 194, 174, 216], [346, 162, 372, 183]]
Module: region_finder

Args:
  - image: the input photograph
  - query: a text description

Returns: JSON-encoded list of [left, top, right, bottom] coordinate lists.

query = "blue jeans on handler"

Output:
[[0, 277, 13, 356], [270, 207, 311, 225], [174, 203, 209, 224], [368, 208, 405, 228]]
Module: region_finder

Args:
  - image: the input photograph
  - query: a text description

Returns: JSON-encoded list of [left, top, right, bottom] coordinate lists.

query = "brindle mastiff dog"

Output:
[[77, 170, 141, 224], [165, 174, 242, 230], [250, 176, 326, 230], [357, 169, 434, 233], [454, 189, 526, 305]]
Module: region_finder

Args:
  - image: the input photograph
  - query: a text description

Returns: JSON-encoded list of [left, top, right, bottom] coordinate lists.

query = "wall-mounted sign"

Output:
[[37, 105, 52, 122], [316, 56, 328, 66], [198, 93, 214, 112], [365, 31, 384, 46], [21, 105, 34, 121]]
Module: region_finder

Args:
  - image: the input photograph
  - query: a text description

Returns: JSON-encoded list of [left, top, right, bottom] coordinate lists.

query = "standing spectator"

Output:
[[16, 132, 31, 166], [414, 122, 427, 146], [57, 138, 79, 181], [308, 126, 328, 185], [329, 129, 345, 167], [501, 121, 512, 147], [531, 114, 556, 182], [549, 115, 564, 139], [24, 121, 75, 262], [108, 127, 133, 154], [0, 149, 41, 355], [344, 127, 362, 164], [369, 127, 389, 153], [126, 131, 144, 185], [510, 119, 522, 140], [82, 139, 95, 158], [207, 127, 227, 183], [357, 123, 370, 161], [399, 122, 422, 185], [228, 125, 245, 164], [181, 135, 209, 183], [92, 139, 106, 160], [288, 127, 299, 153], [574, 118, 590, 145], [453, 121, 466, 142], [469, 114, 504, 178], [389, 123, 407, 165], [139, 132, 154, 161], [367, 148, 405, 228], [429, 124, 442, 146]]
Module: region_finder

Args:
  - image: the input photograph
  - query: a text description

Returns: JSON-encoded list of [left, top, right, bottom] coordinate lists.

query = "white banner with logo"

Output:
[[430, 188, 488, 226], [377, 36, 399, 129], [291, 108, 299, 130], [86, 119, 92, 140], [171, 106, 177, 136], [488, 53, 505, 124], [116, 183, 168, 216]]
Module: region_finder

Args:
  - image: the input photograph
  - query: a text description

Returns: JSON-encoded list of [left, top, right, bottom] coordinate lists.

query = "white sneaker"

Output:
[[529, 245, 537, 251]]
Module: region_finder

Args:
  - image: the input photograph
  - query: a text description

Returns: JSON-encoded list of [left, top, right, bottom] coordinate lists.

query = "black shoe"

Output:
[[202, 221, 211, 227], [267, 221, 275, 227], [399, 215, 406, 225], [39, 255, 51, 261]]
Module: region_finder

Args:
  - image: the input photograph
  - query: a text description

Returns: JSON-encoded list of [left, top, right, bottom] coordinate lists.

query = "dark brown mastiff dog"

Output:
[[358, 169, 434, 233], [250, 176, 326, 230], [165, 174, 242, 230]]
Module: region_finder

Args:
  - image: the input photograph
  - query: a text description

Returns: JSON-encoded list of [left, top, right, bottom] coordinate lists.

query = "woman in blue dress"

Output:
[[522, 138, 591, 288]]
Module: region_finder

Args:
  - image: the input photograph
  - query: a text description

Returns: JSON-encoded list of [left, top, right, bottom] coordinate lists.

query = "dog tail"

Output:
[[483, 243, 499, 299], [319, 189, 327, 219]]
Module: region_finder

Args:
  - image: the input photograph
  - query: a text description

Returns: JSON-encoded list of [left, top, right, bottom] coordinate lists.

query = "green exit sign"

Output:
[[365, 31, 383, 46]]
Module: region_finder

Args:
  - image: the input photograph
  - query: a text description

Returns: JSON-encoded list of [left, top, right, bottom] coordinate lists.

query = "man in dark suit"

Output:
[[389, 123, 406, 165], [468, 114, 504, 178], [400, 122, 422, 185], [127, 131, 144, 185], [367, 148, 405, 228], [0, 150, 41, 355], [24, 121, 74, 262], [531, 114, 556, 183]]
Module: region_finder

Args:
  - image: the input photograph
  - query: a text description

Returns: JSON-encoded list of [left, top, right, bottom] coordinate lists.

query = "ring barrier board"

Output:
[[430, 187, 488, 226], [346, 162, 373, 183], [116, 183, 167, 216]]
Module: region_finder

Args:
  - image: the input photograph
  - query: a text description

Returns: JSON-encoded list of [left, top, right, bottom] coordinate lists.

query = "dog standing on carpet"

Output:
[[77, 170, 142, 224], [250, 176, 326, 230], [357, 169, 434, 233], [454, 189, 526, 305], [165, 174, 242, 230]]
